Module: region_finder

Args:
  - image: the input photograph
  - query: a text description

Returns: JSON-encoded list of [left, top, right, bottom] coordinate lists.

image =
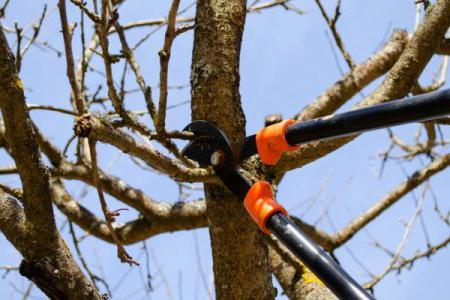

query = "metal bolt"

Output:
[[210, 150, 225, 169]]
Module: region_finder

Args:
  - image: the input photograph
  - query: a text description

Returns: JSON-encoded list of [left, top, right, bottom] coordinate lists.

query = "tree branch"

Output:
[[49, 178, 207, 244], [0, 27, 102, 299], [331, 153, 450, 248], [157, 0, 181, 133], [276, 0, 450, 174], [87, 116, 216, 182], [296, 30, 408, 121]]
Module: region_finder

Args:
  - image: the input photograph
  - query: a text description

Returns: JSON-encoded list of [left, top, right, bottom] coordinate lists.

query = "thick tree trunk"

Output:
[[190, 1, 275, 299]]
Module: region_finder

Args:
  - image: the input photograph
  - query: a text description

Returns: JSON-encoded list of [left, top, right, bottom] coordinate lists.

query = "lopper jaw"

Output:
[[180, 120, 375, 300], [181, 120, 251, 200], [182, 120, 235, 168]]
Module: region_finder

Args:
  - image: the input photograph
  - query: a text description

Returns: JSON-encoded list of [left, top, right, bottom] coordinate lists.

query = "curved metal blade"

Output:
[[182, 120, 235, 167], [181, 120, 251, 200], [181, 136, 215, 167]]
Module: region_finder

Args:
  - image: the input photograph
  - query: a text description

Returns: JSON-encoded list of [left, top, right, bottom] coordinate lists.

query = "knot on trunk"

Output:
[[74, 113, 92, 137]]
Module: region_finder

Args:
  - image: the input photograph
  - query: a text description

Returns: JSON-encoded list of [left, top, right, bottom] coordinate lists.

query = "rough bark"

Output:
[[269, 240, 337, 300], [190, 1, 275, 299], [0, 28, 102, 299]]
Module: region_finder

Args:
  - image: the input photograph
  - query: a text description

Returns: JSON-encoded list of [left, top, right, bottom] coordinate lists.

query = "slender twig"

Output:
[[249, 0, 304, 14], [157, 0, 181, 133], [106, 2, 156, 122], [18, 4, 48, 71], [68, 221, 112, 296], [59, 0, 138, 266], [79, 5, 87, 95], [21, 282, 33, 300], [95, 0, 124, 115], [14, 23, 22, 71], [70, 0, 101, 23], [391, 235, 450, 271], [87, 139, 138, 266], [365, 186, 427, 288], [314, 0, 354, 69], [27, 104, 77, 116], [0, 0, 10, 18], [331, 153, 450, 248], [0, 165, 17, 174], [2, 26, 62, 56], [193, 231, 213, 300], [58, 0, 87, 114], [1, 265, 19, 279]]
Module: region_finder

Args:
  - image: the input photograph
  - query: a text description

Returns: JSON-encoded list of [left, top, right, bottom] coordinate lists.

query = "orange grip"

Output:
[[256, 119, 300, 165], [244, 181, 287, 234]]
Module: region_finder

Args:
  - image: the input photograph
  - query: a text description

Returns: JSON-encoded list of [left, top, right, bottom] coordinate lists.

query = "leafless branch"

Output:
[[0, 0, 10, 18], [314, 0, 355, 69], [68, 221, 112, 296], [59, 0, 138, 265], [17, 4, 48, 71], [277, 2, 450, 173], [296, 30, 408, 121], [0, 165, 17, 174], [365, 186, 427, 288], [106, 2, 156, 122], [157, 0, 181, 133], [331, 153, 450, 248]]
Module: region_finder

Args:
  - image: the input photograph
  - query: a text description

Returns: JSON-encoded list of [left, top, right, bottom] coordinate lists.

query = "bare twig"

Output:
[[365, 187, 427, 288], [0, 165, 17, 174], [70, 0, 101, 23], [87, 139, 138, 266], [106, 2, 156, 122], [296, 30, 408, 121], [193, 231, 213, 300], [0, 0, 10, 18], [314, 0, 355, 69], [331, 153, 450, 248], [2, 25, 62, 56], [391, 235, 450, 271], [157, 0, 181, 133], [58, 0, 87, 114], [59, 0, 137, 266], [14, 23, 23, 71], [27, 104, 77, 116], [68, 221, 112, 296], [1, 265, 19, 279], [18, 4, 48, 71], [248, 0, 304, 14]]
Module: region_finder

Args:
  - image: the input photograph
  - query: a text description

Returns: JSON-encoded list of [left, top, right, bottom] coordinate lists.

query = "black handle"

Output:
[[267, 213, 375, 300], [285, 89, 450, 145]]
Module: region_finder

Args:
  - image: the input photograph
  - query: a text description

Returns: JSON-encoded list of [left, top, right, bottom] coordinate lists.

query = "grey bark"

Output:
[[0, 27, 102, 300], [190, 1, 276, 299]]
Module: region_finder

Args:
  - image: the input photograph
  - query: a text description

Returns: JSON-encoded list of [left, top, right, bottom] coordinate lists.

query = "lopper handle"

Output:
[[244, 181, 374, 300], [267, 213, 374, 300], [285, 88, 450, 146], [245, 89, 450, 165]]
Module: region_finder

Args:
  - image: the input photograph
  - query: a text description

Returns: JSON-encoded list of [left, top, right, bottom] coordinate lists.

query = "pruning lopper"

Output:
[[181, 89, 450, 300]]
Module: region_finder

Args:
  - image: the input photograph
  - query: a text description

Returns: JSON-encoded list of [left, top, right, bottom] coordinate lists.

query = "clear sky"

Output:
[[0, 0, 449, 299]]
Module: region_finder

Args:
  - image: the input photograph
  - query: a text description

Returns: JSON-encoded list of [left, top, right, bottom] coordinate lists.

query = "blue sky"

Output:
[[0, 0, 449, 299]]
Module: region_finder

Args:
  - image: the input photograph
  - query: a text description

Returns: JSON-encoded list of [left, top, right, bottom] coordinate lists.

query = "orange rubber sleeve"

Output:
[[255, 119, 300, 165], [244, 181, 287, 234]]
